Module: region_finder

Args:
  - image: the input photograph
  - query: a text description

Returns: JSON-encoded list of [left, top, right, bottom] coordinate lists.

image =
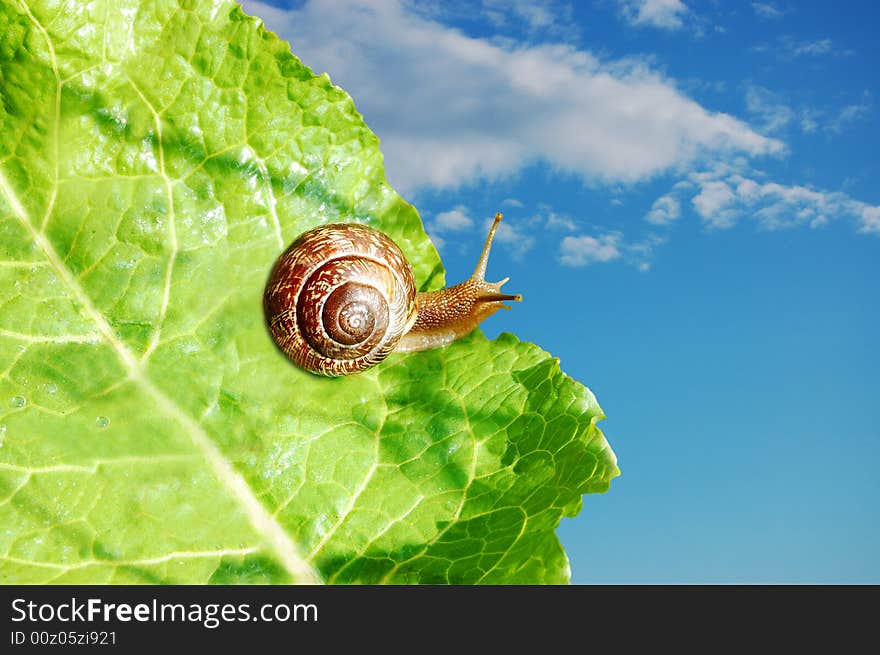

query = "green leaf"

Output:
[[0, 0, 618, 584]]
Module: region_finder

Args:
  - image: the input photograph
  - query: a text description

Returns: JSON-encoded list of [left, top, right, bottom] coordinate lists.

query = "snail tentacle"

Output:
[[394, 213, 521, 354]]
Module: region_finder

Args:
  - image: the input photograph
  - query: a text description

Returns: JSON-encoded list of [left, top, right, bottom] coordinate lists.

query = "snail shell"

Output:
[[264, 214, 520, 377], [264, 223, 417, 376]]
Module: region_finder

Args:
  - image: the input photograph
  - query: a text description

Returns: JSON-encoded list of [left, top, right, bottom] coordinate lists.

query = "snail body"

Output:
[[264, 212, 520, 376]]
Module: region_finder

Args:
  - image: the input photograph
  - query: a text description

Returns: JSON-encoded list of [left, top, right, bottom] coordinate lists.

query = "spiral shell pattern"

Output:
[[264, 223, 417, 376]]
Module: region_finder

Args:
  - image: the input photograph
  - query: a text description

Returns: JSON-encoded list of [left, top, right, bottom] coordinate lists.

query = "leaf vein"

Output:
[[128, 78, 178, 363], [1, 547, 262, 571], [0, 165, 320, 584]]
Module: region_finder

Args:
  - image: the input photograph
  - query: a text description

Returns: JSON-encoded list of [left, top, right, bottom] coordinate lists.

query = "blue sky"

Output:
[[242, 0, 879, 582]]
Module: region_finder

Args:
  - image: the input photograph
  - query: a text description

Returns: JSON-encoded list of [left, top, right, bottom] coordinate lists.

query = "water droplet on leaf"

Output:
[[11, 396, 26, 408], [95, 416, 110, 428]]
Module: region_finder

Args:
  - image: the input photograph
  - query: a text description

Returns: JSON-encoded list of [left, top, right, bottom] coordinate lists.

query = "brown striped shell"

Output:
[[263, 223, 418, 376]]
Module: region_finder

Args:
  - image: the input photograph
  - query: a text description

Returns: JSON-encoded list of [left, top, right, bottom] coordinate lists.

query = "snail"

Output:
[[263, 212, 521, 376]]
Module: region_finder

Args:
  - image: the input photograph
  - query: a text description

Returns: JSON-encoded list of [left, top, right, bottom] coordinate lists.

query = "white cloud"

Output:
[[692, 180, 739, 228], [618, 0, 690, 30], [744, 85, 872, 136], [492, 218, 536, 259], [656, 166, 880, 233], [477, 0, 578, 39], [242, 0, 780, 194], [425, 205, 474, 252], [828, 96, 872, 133], [646, 194, 681, 225], [428, 206, 536, 258], [626, 234, 667, 271], [501, 198, 524, 208], [752, 36, 852, 60], [433, 206, 474, 232], [800, 111, 819, 134], [544, 211, 578, 231], [861, 206, 880, 234], [835, 103, 870, 125], [559, 234, 622, 266], [558, 231, 665, 269], [745, 85, 795, 134], [239, 0, 878, 262], [788, 37, 832, 56], [751, 2, 786, 19]]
